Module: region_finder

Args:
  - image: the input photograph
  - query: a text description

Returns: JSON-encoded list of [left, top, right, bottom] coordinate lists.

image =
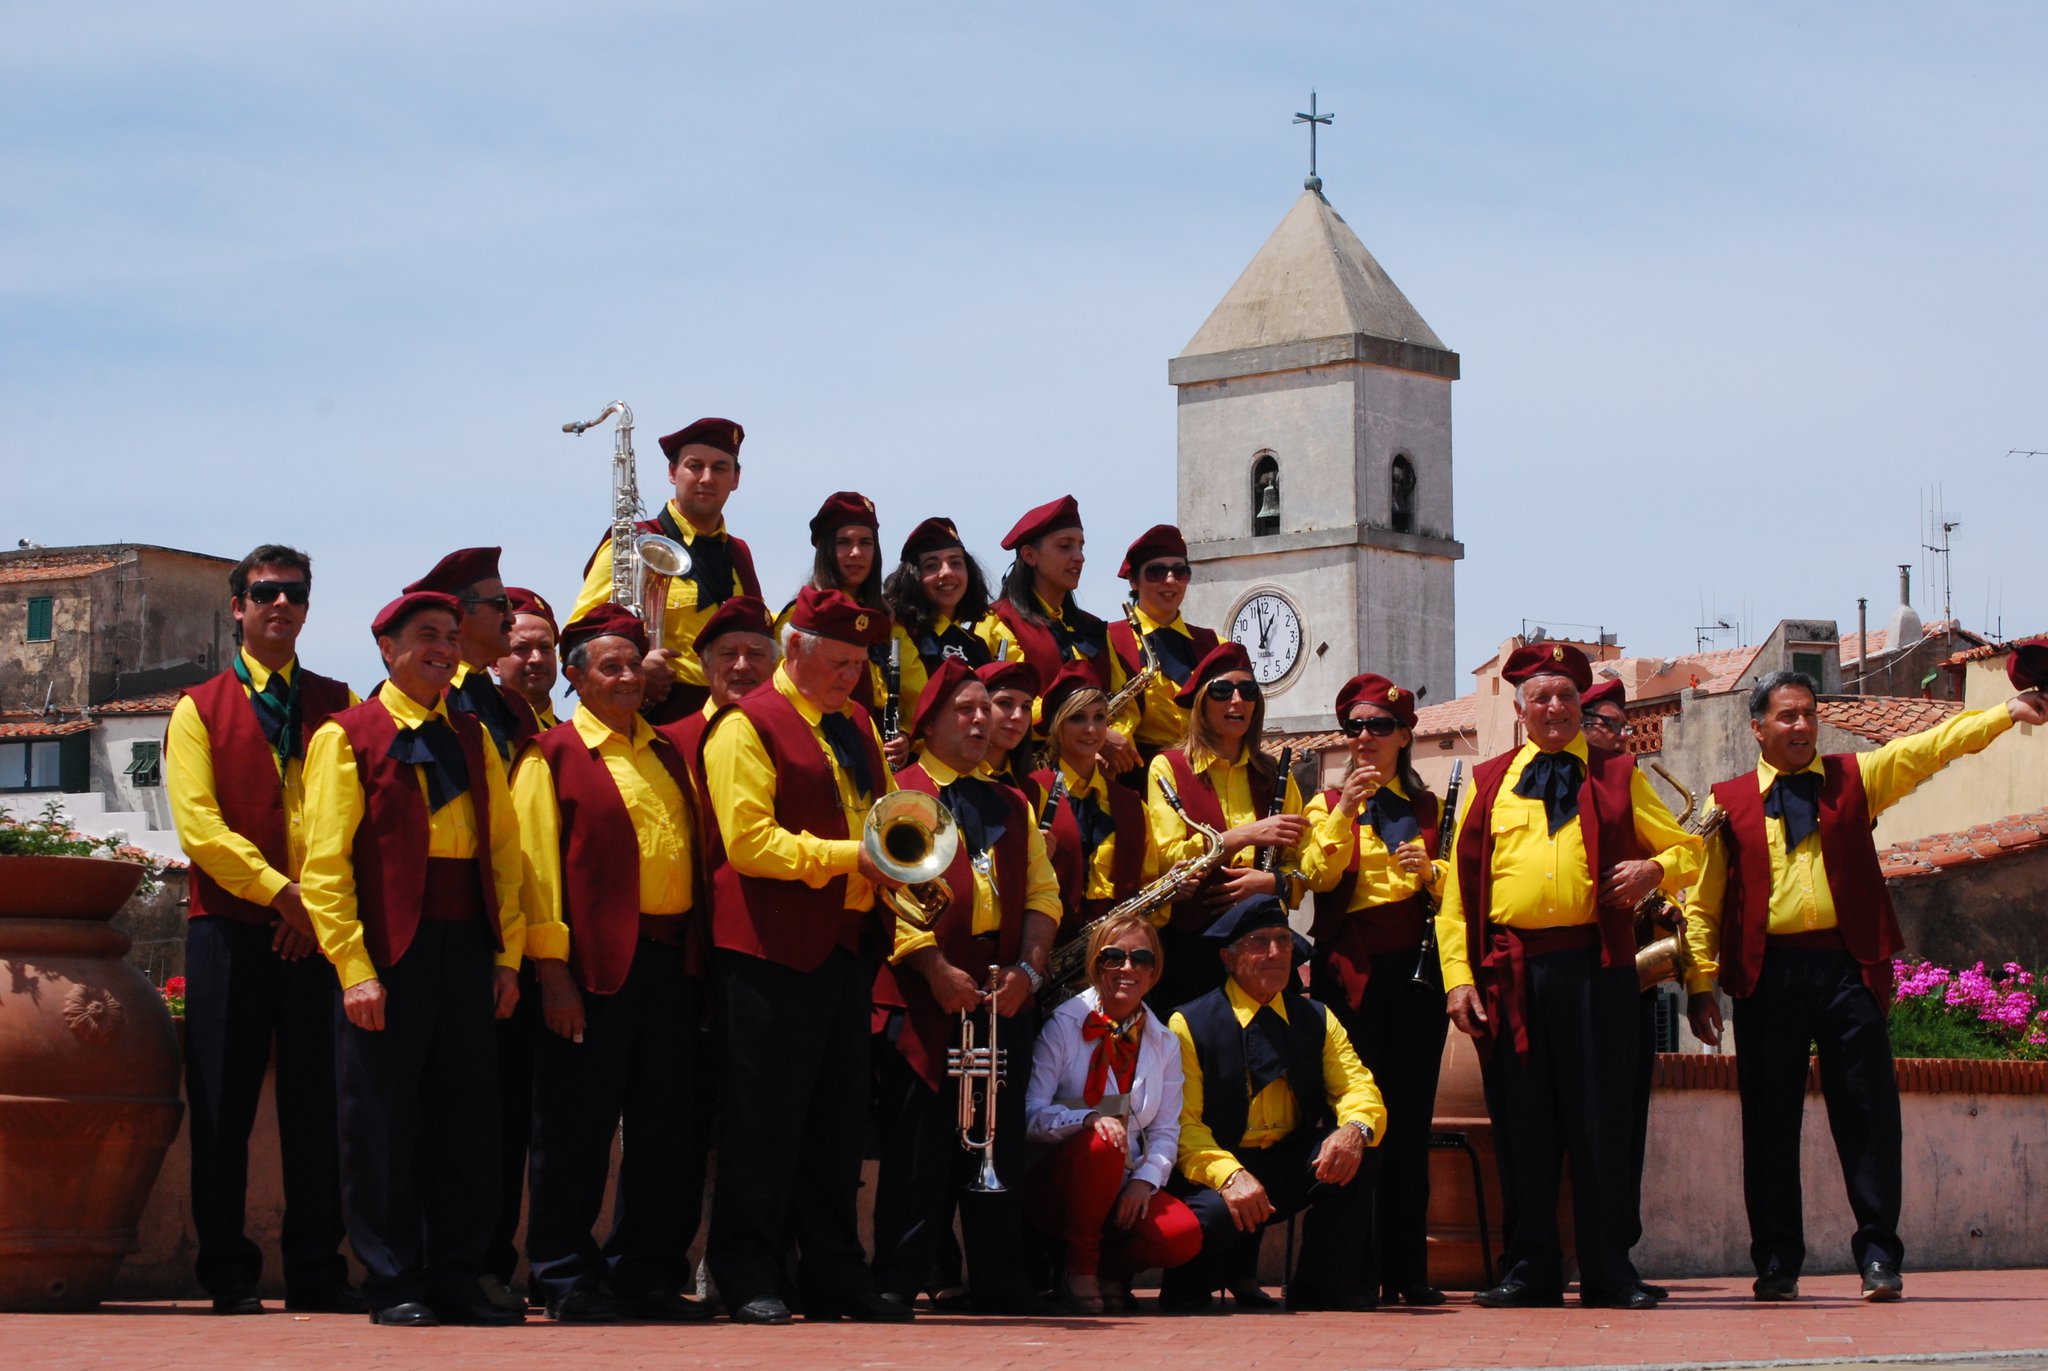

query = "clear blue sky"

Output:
[[6, 2, 2043, 694]]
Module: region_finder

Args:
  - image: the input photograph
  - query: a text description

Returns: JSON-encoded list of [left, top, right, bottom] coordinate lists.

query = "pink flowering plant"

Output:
[[1890, 957, 2048, 1061]]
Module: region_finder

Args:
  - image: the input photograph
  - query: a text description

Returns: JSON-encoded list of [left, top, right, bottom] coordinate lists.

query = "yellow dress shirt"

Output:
[[1171, 979, 1387, 1191], [1299, 779, 1446, 910], [569, 503, 742, 689], [702, 663, 893, 910], [512, 708, 695, 966], [1144, 749, 1307, 916], [889, 755, 1063, 962], [301, 681, 526, 990], [1434, 738, 1701, 993], [1127, 606, 1209, 750], [534, 702, 560, 730], [1683, 706, 2015, 993], [976, 595, 1135, 731], [1058, 760, 1160, 900], [165, 652, 359, 908]]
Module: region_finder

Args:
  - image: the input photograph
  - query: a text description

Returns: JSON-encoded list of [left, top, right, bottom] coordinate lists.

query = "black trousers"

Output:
[[1324, 951, 1448, 1292], [1733, 947, 1903, 1278], [183, 915, 347, 1298], [335, 920, 501, 1311], [1625, 987, 1658, 1252], [706, 946, 877, 1311], [1162, 1125, 1379, 1304], [527, 942, 707, 1302], [870, 1006, 1036, 1305], [1479, 946, 1639, 1296], [1149, 926, 1228, 1019], [488, 962, 538, 1284]]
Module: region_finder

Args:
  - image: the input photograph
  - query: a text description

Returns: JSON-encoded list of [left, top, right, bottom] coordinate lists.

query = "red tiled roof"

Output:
[[1818, 694, 1960, 743], [1839, 627, 1892, 667], [1944, 635, 2039, 668], [0, 558, 117, 585], [96, 689, 183, 715], [0, 718, 94, 739], [1267, 729, 1349, 754], [1689, 643, 1762, 694], [1880, 807, 2048, 880], [1413, 693, 1476, 738]]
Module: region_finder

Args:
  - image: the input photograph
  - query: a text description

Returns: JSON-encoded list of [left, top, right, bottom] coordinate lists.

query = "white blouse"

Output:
[[1025, 987, 1184, 1191]]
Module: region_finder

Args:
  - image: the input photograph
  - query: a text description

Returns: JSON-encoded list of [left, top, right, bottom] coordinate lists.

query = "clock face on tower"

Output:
[[1229, 591, 1303, 687]]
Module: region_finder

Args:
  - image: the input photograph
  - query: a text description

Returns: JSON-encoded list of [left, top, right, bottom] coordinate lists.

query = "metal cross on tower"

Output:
[[1294, 90, 1334, 193]]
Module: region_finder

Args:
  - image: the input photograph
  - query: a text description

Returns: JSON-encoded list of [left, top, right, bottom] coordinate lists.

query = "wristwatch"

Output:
[[1015, 962, 1045, 993], [1346, 1119, 1374, 1144]]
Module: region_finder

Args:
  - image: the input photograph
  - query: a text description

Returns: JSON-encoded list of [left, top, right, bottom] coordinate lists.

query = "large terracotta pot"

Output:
[[0, 854, 184, 1310]]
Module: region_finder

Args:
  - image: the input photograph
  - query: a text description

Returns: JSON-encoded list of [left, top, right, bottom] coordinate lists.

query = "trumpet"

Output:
[[564, 399, 691, 643], [948, 965, 1008, 1193], [863, 790, 959, 929], [1633, 763, 1724, 992]]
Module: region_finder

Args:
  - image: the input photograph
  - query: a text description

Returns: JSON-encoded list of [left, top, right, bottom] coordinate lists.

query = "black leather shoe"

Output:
[[433, 1293, 524, 1326], [1581, 1286, 1659, 1310], [1156, 1287, 1214, 1314], [1473, 1281, 1563, 1308], [368, 1301, 440, 1327], [285, 1283, 365, 1314], [1286, 1288, 1378, 1312], [1387, 1284, 1446, 1306], [1635, 1282, 1669, 1302], [1753, 1272, 1800, 1302], [210, 1290, 264, 1315], [545, 1287, 619, 1324], [837, 1290, 914, 1323], [730, 1295, 794, 1325], [1228, 1282, 1281, 1310], [615, 1289, 717, 1322], [1861, 1262, 1903, 1302]]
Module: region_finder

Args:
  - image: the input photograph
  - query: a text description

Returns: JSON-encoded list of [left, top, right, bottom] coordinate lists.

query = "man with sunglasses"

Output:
[[1160, 894, 1386, 1313], [1436, 644, 1700, 1311], [1108, 525, 1220, 762], [167, 544, 361, 1316]]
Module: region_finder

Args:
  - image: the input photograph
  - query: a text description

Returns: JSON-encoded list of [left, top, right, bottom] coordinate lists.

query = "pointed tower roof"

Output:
[[1175, 190, 1452, 375]]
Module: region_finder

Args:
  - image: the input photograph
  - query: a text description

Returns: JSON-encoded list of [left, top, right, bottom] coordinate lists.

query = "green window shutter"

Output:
[[59, 735, 90, 793], [125, 740, 163, 787], [26, 597, 54, 642]]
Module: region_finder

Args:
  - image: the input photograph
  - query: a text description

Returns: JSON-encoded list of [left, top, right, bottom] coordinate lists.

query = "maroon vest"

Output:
[[1107, 618, 1219, 732], [1160, 748, 1275, 931], [706, 683, 887, 971], [533, 719, 704, 995], [1029, 765, 1145, 940], [1308, 785, 1442, 1010], [990, 598, 1111, 694], [1710, 756, 1900, 1008], [871, 761, 1032, 1090], [1455, 745, 1641, 1059], [179, 665, 351, 925], [331, 695, 503, 970]]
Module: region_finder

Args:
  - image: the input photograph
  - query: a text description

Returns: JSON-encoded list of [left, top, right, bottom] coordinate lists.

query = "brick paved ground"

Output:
[[6, 1270, 2046, 1371]]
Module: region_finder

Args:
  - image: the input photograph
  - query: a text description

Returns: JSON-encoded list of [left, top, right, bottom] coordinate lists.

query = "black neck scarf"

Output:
[[1066, 788, 1119, 862], [234, 654, 301, 763], [1044, 600, 1100, 662], [448, 672, 518, 764], [1513, 750, 1585, 835], [818, 711, 876, 800], [387, 716, 470, 812], [1243, 1003, 1292, 1097], [661, 506, 735, 607], [1764, 770, 1822, 850], [1145, 624, 1200, 686], [1364, 786, 1421, 847], [940, 773, 1010, 855]]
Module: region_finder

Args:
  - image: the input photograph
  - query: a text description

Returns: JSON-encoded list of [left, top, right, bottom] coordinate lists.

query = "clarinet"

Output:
[[1412, 760, 1463, 988], [1255, 746, 1294, 875], [882, 638, 902, 740], [1036, 772, 1068, 833]]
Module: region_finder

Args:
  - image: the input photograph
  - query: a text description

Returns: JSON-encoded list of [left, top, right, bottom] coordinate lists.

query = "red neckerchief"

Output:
[[1080, 1008, 1141, 1106]]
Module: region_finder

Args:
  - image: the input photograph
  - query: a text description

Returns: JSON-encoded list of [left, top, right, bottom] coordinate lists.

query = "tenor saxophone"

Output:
[[563, 399, 691, 643]]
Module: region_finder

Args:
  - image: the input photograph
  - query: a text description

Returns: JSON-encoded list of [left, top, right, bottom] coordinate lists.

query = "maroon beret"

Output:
[[1580, 677, 1627, 711], [505, 587, 557, 641], [371, 590, 461, 640], [1039, 660, 1107, 731], [658, 417, 745, 465], [1118, 524, 1188, 579], [2009, 637, 2048, 692], [1334, 672, 1417, 730], [976, 660, 1038, 700], [1001, 494, 1082, 551], [404, 546, 501, 596], [1175, 641, 1255, 708], [910, 656, 981, 743], [808, 490, 880, 546], [1502, 642, 1593, 693], [559, 603, 649, 661], [692, 594, 774, 653], [901, 516, 965, 563], [789, 585, 891, 648]]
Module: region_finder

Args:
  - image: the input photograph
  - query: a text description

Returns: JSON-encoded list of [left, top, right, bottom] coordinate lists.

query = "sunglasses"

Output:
[[1581, 713, 1632, 737], [1095, 946, 1159, 971], [461, 593, 513, 614], [243, 580, 310, 606], [1340, 714, 1402, 738], [1203, 677, 1261, 702], [1140, 562, 1193, 583]]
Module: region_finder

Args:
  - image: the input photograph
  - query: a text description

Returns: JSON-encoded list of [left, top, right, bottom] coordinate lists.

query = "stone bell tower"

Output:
[[1172, 180, 1463, 734]]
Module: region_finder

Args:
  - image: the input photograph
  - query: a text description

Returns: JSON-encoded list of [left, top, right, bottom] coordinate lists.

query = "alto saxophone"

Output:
[[1038, 776, 1225, 1010], [1102, 603, 1160, 717]]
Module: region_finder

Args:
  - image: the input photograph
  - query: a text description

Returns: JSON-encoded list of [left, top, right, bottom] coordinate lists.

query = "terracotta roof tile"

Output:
[[1880, 807, 2048, 880], [0, 559, 118, 585], [96, 689, 184, 715], [1266, 729, 1349, 754], [1818, 694, 1960, 743], [0, 718, 94, 739], [1839, 628, 1892, 667], [1413, 693, 1476, 738]]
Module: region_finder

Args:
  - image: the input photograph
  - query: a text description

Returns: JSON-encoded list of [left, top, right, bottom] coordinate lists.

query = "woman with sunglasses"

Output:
[[979, 495, 1141, 775], [1024, 912, 1200, 1314], [774, 491, 898, 754], [881, 515, 994, 733], [1030, 663, 1157, 948], [1107, 524, 1221, 764], [1299, 672, 1449, 1307], [1143, 642, 1309, 1017]]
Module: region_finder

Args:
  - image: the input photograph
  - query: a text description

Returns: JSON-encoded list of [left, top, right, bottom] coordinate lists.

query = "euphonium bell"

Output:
[[862, 790, 958, 929], [632, 533, 690, 647]]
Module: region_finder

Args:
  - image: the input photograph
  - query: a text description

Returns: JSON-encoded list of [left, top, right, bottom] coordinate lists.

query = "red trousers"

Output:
[[1025, 1127, 1201, 1278]]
